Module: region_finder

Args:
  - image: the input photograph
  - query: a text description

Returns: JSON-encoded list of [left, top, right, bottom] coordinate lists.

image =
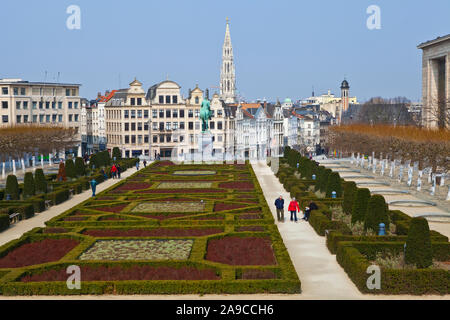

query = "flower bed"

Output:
[[115, 182, 152, 191], [138, 189, 225, 194], [240, 269, 277, 280], [213, 203, 247, 212], [219, 181, 255, 190], [236, 226, 265, 232], [21, 265, 220, 282], [206, 236, 277, 266], [157, 182, 213, 189], [0, 239, 79, 268], [92, 204, 128, 213], [83, 228, 224, 237], [132, 202, 205, 213], [173, 170, 216, 176], [79, 240, 194, 261]]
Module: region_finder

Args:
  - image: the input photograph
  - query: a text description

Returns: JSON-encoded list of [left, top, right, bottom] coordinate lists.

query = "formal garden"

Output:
[[0, 160, 300, 295], [0, 150, 139, 233], [273, 147, 450, 295]]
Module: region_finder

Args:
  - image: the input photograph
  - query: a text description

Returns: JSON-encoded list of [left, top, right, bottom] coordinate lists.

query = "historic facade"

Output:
[[418, 34, 450, 129], [220, 19, 236, 104]]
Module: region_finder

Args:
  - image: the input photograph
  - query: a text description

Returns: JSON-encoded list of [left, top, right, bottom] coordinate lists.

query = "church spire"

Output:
[[220, 18, 236, 104]]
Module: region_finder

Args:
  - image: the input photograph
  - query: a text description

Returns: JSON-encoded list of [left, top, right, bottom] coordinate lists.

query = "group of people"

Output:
[[110, 163, 122, 179], [274, 196, 318, 223]]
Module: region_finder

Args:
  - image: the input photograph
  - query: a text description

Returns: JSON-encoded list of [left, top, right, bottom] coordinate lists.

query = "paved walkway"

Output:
[[320, 159, 450, 239], [0, 163, 143, 247]]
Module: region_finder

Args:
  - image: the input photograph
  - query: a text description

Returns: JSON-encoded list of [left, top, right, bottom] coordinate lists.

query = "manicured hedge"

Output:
[[336, 241, 450, 295], [0, 214, 9, 232]]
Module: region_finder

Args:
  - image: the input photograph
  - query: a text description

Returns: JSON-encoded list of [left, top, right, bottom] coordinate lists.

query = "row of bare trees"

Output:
[[328, 124, 450, 173], [0, 125, 78, 163]]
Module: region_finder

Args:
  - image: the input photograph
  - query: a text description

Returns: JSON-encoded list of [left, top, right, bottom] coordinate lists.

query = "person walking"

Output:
[[274, 195, 285, 222], [110, 164, 117, 179], [117, 164, 121, 179], [309, 201, 318, 211], [288, 197, 300, 222], [143, 160, 147, 168], [302, 206, 311, 221], [136, 161, 140, 171]]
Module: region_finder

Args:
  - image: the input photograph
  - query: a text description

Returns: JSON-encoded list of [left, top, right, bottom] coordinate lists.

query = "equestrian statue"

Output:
[[199, 98, 212, 132]]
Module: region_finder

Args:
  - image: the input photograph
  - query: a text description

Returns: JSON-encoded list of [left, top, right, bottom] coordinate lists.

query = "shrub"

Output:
[[74, 157, 85, 177], [0, 214, 9, 232], [343, 181, 357, 215], [34, 169, 47, 194], [325, 172, 342, 198], [23, 172, 35, 198], [5, 175, 20, 200], [46, 189, 70, 205], [351, 188, 371, 224], [56, 163, 67, 182], [89, 154, 98, 169], [364, 195, 389, 232], [319, 169, 332, 193], [65, 159, 76, 179], [405, 217, 433, 268], [112, 147, 122, 160]]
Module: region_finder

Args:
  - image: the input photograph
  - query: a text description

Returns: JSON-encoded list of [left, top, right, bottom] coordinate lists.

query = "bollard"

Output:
[[378, 223, 385, 236], [331, 191, 337, 199], [6, 194, 11, 201], [90, 179, 97, 197], [296, 163, 299, 169], [312, 174, 316, 180]]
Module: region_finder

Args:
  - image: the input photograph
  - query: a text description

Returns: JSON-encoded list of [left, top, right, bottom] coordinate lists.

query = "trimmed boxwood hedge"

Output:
[[336, 241, 450, 295]]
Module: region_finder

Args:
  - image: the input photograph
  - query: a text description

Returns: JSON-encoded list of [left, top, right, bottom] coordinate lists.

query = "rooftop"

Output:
[[417, 33, 450, 49], [0, 78, 81, 86]]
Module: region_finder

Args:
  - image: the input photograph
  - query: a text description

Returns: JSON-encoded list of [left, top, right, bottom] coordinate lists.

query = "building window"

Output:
[[2, 101, 8, 109], [180, 109, 185, 117], [69, 115, 73, 122], [2, 87, 8, 95], [58, 115, 63, 122], [159, 109, 164, 118], [173, 122, 178, 130], [188, 109, 193, 118], [166, 122, 171, 130], [72, 89, 76, 96], [166, 135, 171, 142], [75, 115, 79, 122], [16, 115, 21, 123], [159, 135, 165, 143], [58, 102, 62, 109], [124, 110, 129, 119], [138, 135, 142, 144], [52, 102, 55, 109], [138, 122, 142, 131], [195, 122, 200, 130], [33, 115, 37, 123], [152, 122, 157, 130], [52, 114, 57, 122], [195, 97, 199, 104], [32, 101, 37, 109], [125, 135, 130, 144], [144, 122, 149, 130], [159, 122, 164, 131], [210, 121, 215, 129], [46, 101, 50, 109], [166, 109, 171, 118], [125, 123, 129, 131], [131, 110, 136, 119], [165, 95, 171, 104], [217, 109, 223, 116], [172, 109, 178, 118], [131, 98, 135, 106], [23, 101, 28, 109], [66, 89, 71, 96], [131, 123, 136, 131], [20, 88, 25, 95], [159, 95, 164, 104], [137, 110, 142, 118], [137, 98, 142, 105], [218, 121, 223, 130], [195, 110, 199, 118], [188, 122, 193, 130], [23, 115, 28, 123], [2, 115, 8, 123], [39, 101, 43, 109], [16, 101, 21, 109], [68, 102, 73, 109], [180, 122, 185, 130], [13, 88, 19, 95], [153, 135, 157, 143], [74, 102, 79, 109], [46, 115, 50, 123], [144, 135, 149, 143], [152, 110, 157, 118], [144, 110, 149, 118], [172, 95, 178, 104]]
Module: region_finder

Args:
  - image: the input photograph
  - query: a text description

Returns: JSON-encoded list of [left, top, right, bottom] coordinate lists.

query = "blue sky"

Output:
[[0, 0, 449, 102]]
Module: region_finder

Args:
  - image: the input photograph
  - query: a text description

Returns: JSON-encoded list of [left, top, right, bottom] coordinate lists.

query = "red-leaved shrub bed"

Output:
[[238, 214, 263, 220], [64, 216, 88, 221], [96, 196, 116, 200], [240, 269, 277, 280], [236, 226, 265, 232], [99, 216, 129, 221], [219, 181, 254, 190], [153, 160, 175, 167], [91, 204, 128, 213], [138, 214, 190, 221], [206, 236, 277, 265], [0, 239, 79, 268], [191, 215, 225, 220], [20, 265, 220, 282], [115, 182, 152, 191], [83, 228, 224, 237], [139, 189, 225, 194], [214, 203, 248, 212], [42, 228, 68, 234]]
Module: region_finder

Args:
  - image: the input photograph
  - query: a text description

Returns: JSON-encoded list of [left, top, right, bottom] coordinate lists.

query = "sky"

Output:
[[0, 0, 449, 102]]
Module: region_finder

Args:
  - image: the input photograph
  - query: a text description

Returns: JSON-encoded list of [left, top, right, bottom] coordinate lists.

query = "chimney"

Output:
[[105, 90, 110, 96], [97, 92, 102, 99]]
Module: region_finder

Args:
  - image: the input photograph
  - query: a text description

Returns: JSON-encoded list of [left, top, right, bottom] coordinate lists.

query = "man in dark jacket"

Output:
[[274, 196, 285, 222]]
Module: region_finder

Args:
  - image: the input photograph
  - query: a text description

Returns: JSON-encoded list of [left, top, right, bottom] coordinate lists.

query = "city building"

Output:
[[220, 19, 236, 104], [417, 34, 450, 128], [0, 78, 82, 155]]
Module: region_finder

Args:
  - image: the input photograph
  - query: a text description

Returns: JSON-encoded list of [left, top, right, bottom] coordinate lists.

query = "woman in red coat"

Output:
[[288, 197, 300, 222]]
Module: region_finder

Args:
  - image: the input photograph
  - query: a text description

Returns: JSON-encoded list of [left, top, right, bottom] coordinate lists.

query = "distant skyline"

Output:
[[1, 0, 449, 102]]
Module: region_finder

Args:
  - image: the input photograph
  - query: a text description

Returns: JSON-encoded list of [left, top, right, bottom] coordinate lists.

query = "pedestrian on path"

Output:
[[274, 195, 285, 222], [288, 197, 300, 222], [90, 179, 97, 197], [110, 164, 117, 179], [117, 164, 121, 179], [302, 206, 311, 221], [143, 160, 147, 168], [136, 161, 140, 171], [309, 201, 318, 211]]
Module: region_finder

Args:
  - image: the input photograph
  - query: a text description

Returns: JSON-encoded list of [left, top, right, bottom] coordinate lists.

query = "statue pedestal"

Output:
[[197, 132, 213, 162]]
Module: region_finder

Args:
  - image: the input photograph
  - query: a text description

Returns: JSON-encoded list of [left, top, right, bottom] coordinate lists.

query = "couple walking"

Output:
[[274, 195, 313, 223]]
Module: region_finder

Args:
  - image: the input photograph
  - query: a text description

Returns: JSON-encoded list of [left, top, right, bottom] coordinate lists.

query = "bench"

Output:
[[69, 188, 75, 196], [45, 200, 52, 209], [9, 212, 21, 224]]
